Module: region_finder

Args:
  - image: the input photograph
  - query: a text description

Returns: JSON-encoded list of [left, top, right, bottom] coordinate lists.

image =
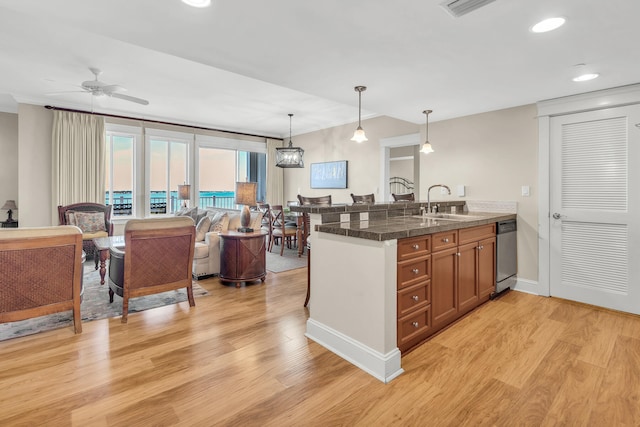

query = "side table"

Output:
[[219, 230, 267, 287], [93, 235, 125, 285]]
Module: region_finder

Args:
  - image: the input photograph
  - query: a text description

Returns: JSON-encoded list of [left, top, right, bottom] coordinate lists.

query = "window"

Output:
[[105, 125, 140, 217], [146, 130, 191, 214], [105, 123, 266, 218], [196, 135, 267, 210]]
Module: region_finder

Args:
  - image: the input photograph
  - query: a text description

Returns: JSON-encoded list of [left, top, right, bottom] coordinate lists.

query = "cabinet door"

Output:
[[458, 241, 479, 314], [431, 247, 458, 328], [478, 236, 496, 299]]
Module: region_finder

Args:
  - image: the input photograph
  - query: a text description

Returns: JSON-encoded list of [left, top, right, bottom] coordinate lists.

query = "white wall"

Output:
[[283, 116, 419, 204], [17, 104, 53, 226], [0, 111, 18, 221]]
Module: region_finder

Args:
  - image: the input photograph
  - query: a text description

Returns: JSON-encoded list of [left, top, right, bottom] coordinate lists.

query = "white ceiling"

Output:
[[1, 0, 639, 139]]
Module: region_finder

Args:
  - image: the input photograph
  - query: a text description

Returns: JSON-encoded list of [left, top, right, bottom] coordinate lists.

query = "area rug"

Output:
[[0, 262, 209, 341], [265, 244, 307, 273]]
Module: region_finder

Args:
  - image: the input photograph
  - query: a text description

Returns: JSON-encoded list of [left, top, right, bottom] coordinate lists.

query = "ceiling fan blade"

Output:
[[109, 92, 149, 105]]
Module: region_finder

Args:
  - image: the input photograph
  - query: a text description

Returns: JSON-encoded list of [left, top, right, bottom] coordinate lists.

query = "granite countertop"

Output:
[[315, 212, 517, 241]]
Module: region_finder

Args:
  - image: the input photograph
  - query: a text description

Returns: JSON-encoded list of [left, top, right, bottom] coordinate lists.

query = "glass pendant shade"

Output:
[[351, 126, 368, 143], [420, 142, 434, 154], [276, 113, 304, 168]]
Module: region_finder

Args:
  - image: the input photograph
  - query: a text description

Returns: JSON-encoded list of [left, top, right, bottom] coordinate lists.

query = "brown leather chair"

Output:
[[58, 202, 114, 265], [392, 193, 415, 201], [0, 226, 84, 333], [297, 195, 332, 206], [107, 216, 196, 323], [351, 193, 375, 203]]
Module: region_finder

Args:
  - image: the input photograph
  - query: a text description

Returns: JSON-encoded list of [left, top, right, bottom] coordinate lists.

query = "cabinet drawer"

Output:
[[398, 255, 431, 289], [431, 230, 458, 252], [398, 235, 431, 262], [397, 280, 430, 317], [459, 224, 496, 244], [397, 305, 431, 347]]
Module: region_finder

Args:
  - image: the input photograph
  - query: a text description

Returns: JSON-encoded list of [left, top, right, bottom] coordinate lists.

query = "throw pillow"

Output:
[[74, 211, 106, 233], [175, 206, 198, 221], [65, 211, 77, 226], [208, 212, 229, 233], [195, 216, 212, 241]]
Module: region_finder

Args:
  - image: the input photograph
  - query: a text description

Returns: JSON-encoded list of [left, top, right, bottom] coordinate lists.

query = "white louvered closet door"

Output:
[[549, 105, 640, 314]]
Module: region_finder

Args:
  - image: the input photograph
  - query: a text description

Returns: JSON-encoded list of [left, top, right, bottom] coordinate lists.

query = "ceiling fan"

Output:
[[51, 67, 149, 106]]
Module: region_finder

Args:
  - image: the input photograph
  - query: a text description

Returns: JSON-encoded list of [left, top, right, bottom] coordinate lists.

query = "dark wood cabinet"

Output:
[[431, 245, 458, 329], [397, 235, 432, 352], [397, 224, 497, 353], [1, 220, 18, 228], [219, 230, 267, 287]]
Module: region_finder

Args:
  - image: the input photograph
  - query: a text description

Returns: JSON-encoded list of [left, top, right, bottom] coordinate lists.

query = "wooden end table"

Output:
[[219, 230, 267, 287], [93, 235, 124, 285]]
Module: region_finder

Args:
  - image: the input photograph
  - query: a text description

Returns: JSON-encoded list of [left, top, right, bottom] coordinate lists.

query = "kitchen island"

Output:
[[291, 202, 516, 383]]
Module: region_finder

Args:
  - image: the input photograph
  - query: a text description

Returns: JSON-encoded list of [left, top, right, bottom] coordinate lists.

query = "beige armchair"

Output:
[[107, 216, 196, 323], [0, 226, 84, 333]]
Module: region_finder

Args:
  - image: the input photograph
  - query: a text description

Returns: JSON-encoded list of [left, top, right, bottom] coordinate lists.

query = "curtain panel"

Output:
[[52, 111, 106, 220], [266, 138, 284, 205]]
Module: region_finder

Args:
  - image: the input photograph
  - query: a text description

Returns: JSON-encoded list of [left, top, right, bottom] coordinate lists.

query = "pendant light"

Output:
[[275, 113, 305, 168], [350, 86, 368, 143], [420, 109, 434, 154]]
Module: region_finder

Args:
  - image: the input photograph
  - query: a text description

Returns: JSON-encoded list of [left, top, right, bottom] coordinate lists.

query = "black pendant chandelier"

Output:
[[275, 113, 304, 168]]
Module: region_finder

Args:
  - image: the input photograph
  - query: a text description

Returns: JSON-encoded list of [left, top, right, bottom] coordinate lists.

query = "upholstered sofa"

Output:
[[189, 207, 263, 279]]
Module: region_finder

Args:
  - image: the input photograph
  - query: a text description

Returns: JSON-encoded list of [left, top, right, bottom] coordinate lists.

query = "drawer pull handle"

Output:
[[412, 268, 419, 274], [478, 245, 484, 250], [442, 238, 449, 243], [412, 295, 419, 301], [456, 252, 461, 257], [412, 321, 419, 328], [412, 244, 420, 250]]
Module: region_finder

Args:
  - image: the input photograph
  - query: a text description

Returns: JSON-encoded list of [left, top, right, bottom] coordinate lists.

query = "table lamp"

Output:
[[178, 184, 191, 208], [235, 182, 257, 232], [2, 200, 17, 222]]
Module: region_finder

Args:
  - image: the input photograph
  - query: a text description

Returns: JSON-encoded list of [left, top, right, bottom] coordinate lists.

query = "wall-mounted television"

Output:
[[310, 160, 348, 189]]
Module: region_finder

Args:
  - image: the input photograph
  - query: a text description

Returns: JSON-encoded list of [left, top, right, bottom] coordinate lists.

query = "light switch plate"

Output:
[[521, 185, 530, 197], [457, 185, 465, 197]]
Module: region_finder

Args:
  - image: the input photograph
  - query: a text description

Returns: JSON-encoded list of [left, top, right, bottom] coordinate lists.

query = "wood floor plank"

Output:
[[2, 268, 640, 426]]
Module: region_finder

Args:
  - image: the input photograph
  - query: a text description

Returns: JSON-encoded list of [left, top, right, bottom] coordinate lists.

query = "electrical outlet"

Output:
[[457, 185, 465, 197]]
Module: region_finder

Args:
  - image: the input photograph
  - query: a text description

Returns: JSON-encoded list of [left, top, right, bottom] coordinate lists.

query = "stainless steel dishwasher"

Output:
[[495, 219, 517, 296]]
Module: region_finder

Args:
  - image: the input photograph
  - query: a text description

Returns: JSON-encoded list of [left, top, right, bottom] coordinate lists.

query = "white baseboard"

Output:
[[305, 318, 404, 384], [513, 277, 541, 296]]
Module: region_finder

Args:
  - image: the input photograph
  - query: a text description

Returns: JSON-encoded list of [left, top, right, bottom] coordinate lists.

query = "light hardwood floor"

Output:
[[1, 267, 640, 426]]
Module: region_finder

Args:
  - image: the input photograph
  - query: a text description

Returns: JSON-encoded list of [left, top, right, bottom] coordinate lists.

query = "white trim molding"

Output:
[[305, 318, 404, 384]]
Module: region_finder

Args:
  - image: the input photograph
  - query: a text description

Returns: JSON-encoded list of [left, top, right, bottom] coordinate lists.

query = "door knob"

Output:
[[552, 213, 562, 219]]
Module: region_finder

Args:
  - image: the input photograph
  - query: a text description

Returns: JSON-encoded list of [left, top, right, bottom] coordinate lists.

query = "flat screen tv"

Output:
[[310, 160, 348, 189]]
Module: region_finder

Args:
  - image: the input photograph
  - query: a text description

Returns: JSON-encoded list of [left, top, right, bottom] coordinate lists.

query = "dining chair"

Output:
[[269, 205, 298, 255], [257, 202, 272, 249], [350, 193, 375, 203], [392, 192, 415, 201]]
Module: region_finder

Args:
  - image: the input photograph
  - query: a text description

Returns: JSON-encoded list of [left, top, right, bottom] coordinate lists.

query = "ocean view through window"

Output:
[[106, 190, 237, 215]]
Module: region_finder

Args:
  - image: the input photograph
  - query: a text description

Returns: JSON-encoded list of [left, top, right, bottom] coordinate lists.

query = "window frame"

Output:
[[105, 124, 142, 219]]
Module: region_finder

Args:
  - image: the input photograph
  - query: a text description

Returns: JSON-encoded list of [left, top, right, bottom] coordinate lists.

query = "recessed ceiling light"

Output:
[[573, 73, 600, 82], [181, 0, 211, 7], [531, 17, 566, 33]]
